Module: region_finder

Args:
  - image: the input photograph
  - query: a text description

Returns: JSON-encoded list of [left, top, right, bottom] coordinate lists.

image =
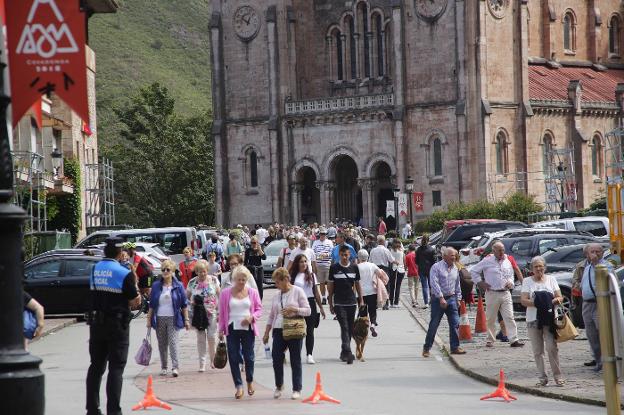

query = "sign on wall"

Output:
[[386, 200, 395, 218], [5, 0, 89, 127], [413, 192, 424, 212], [398, 193, 408, 216]]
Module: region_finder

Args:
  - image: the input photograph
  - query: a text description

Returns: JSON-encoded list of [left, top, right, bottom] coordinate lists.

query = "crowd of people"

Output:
[[83, 221, 616, 412]]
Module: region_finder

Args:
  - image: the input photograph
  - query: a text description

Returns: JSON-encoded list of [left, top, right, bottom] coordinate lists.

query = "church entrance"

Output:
[[374, 161, 396, 231], [298, 167, 320, 224], [333, 155, 362, 223]]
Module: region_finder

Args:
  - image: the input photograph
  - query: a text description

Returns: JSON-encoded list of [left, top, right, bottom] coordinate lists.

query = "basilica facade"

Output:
[[210, 0, 624, 228]]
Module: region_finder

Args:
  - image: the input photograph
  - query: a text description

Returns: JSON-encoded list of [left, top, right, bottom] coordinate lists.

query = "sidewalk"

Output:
[[32, 317, 77, 342], [402, 293, 620, 407]]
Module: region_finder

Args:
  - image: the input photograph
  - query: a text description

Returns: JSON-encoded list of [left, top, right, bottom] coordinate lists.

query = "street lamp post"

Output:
[[0, 34, 45, 415], [405, 176, 414, 229], [557, 161, 566, 213], [393, 187, 400, 234]]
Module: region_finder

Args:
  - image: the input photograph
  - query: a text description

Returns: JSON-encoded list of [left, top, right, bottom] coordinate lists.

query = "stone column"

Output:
[[316, 181, 327, 225], [267, 6, 280, 223], [327, 182, 336, 223], [366, 31, 374, 78], [358, 178, 375, 228], [354, 33, 361, 80], [340, 34, 347, 81], [326, 36, 334, 80], [291, 184, 304, 225], [380, 30, 387, 77]]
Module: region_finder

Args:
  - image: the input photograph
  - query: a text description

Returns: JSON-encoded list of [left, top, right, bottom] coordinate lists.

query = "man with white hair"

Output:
[[369, 235, 398, 310], [471, 241, 524, 348], [422, 247, 465, 357], [357, 249, 386, 337]]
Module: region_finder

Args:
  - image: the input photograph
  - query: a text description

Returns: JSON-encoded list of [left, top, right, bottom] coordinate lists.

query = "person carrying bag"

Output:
[[135, 328, 152, 366]]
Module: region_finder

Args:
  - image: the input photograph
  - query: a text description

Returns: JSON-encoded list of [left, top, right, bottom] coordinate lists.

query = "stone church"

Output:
[[209, 0, 624, 228]]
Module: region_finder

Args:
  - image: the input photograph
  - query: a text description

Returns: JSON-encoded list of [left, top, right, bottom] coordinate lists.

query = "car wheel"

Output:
[[560, 288, 572, 316]]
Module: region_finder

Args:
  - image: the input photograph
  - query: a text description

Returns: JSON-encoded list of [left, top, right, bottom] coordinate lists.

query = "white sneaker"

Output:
[[160, 369, 167, 376], [273, 387, 282, 399], [172, 368, 179, 377], [306, 355, 315, 364], [291, 391, 301, 400], [199, 363, 206, 372]]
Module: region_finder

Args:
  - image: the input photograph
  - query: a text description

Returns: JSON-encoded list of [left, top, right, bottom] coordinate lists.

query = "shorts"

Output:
[[138, 275, 152, 289], [316, 267, 330, 283]]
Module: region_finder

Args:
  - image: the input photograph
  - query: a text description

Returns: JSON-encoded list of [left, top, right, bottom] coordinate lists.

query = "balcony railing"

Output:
[[285, 93, 394, 116]]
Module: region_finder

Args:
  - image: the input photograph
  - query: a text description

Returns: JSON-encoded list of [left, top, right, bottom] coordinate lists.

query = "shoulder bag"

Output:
[[554, 305, 579, 343], [281, 292, 306, 341]]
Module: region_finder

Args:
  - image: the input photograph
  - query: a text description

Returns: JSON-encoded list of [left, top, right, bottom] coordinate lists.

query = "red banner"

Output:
[[413, 192, 424, 212], [5, 0, 88, 127]]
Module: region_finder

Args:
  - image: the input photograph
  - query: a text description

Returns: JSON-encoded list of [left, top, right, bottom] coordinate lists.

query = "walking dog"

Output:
[[353, 304, 370, 361]]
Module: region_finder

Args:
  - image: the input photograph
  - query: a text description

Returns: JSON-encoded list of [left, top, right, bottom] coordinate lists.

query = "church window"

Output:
[[495, 131, 508, 175], [345, 15, 357, 80], [542, 133, 553, 174], [373, 14, 385, 77], [591, 134, 603, 177], [610, 15, 621, 55], [249, 151, 258, 188], [563, 11, 576, 52], [432, 190, 442, 207], [358, 2, 370, 78], [334, 29, 344, 80], [433, 137, 443, 177]]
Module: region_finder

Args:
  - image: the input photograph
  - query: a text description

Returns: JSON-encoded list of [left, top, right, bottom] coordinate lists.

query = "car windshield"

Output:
[[265, 241, 288, 256], [465, 238, 479, 249], [150, 245, 167, 256]]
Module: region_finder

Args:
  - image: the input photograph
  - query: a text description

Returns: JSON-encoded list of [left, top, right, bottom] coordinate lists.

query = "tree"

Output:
[[106, 83, 214, 227]]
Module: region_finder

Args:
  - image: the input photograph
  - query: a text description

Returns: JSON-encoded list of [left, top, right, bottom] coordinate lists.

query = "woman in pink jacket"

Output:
[[263, 267, 311, 400], [218, 266, 263, 399]]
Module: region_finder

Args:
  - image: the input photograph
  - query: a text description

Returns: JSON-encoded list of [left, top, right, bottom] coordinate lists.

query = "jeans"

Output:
[[272, 328, 303, 391], [226, 326, 255, 387], [304, 298, 319, 355], [86, 319, 129, 415], [419, 274, 430, 305], [424, 297, 460, 352], [335, 305, 357, 355], [250, 266, 264, 299], [389, 271, 405, 305], [363, 294, 378, 325]]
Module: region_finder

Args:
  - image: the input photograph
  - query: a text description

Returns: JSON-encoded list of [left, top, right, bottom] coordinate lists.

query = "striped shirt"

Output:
[[429, 260, 461, 301], [312, 239, 334, 268]]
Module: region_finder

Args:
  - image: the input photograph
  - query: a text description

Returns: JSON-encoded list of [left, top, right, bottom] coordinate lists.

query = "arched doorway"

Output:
[[374, 161, 395, 231], [298, 167, 321, 224], [332, 155, 362, 223]]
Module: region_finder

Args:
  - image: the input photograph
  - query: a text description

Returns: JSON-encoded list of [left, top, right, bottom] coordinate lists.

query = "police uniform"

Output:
[[86, 242, 138, 415]]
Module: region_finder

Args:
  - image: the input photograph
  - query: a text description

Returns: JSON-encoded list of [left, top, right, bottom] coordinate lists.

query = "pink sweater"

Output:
[[218, 287, 263, 336], [267, 286, 311, 328]]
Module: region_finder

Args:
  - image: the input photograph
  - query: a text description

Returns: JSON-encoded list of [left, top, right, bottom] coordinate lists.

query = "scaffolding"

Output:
[[487, 171, 527, 202], [604, 127, 624, 260], [85, 158, 116, 230], [12, 151, 47, 232], [543, 147, 577, 214]]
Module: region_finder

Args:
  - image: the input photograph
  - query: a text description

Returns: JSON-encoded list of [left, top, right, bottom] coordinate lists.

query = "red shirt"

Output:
[[378, 221, 387, 235], [405, 251, 419, 276]]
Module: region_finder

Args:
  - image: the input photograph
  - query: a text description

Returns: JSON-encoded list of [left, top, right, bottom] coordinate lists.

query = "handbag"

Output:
[[23, 309, 37, 340], [213, 340, 228, 369], [554, 306, 579, 343], [281, 292, 306, 341], [134, 328, 152, 366]]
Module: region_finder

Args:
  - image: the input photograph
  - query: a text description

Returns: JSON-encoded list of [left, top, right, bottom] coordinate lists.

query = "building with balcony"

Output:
[[10, 0, 117, 238], [210, 0, 624, 228]]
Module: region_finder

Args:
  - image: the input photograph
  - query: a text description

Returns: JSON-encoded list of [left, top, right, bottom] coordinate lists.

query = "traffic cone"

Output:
[[458, 300, 473, 343], [480, 369, 517, 402], [132, 375, 172, 411], [474, 295, 487, 334], [302, 372, 340, 404]]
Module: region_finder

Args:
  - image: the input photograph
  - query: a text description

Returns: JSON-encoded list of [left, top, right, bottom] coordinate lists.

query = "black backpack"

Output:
[[191, 295, 209, 331]]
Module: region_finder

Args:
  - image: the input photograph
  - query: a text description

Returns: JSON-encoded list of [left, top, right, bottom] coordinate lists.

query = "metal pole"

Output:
[[0, 28, 45, 415], [595, 264, 621, 415]]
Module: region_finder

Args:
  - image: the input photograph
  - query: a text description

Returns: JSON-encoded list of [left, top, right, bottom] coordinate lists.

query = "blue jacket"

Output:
[[149, 278, 188, 329]]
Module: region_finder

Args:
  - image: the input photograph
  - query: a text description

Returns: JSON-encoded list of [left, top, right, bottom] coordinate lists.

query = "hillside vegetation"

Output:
[[89, 0, 212, 147]]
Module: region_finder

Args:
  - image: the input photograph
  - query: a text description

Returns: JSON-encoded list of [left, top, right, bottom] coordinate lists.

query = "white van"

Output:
[[531, 216, 609, 238], [75, 227, 199, 263]]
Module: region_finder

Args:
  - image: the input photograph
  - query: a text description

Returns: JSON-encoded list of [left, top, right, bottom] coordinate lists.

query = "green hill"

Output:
[[88, 0, 212, 146]]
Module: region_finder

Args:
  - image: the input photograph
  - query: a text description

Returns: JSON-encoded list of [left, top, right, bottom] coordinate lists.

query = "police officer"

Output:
[[86, 237, 141, 415]]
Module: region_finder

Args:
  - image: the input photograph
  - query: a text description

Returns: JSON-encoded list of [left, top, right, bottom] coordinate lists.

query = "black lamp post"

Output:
[[0, 36, 45, 415], [405, 176, 414, 228], [393, 187, 400, 233], [51, 147, 62, 179]]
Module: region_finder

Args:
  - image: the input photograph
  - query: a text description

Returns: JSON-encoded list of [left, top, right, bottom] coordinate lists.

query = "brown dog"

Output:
[[353, 304, 370, 362]]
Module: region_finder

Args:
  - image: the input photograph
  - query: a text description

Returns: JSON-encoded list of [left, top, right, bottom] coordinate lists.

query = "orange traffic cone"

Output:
[[132, 375, 172, 411], [458, 300, 473, 343], [480, 369, 517, 402], [474, 295, 487, 334], [302, 372, 340, 404]]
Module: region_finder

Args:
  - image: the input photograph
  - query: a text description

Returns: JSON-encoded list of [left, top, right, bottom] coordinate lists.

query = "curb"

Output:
[[31, 318, 78, 343], [401, 297, 608, 408]]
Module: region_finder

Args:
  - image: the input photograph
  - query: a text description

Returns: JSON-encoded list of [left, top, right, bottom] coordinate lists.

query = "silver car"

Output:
[[261, 239, 289, 286]]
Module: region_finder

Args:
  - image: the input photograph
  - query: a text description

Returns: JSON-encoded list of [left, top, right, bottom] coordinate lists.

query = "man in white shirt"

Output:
[[312, 228, 334, 304], [255, 224, 268, 245], [287, 237, 317, 274], [470, 241, 524, 348], [369, 235, 397, 310], [357, 249, 386, 337]]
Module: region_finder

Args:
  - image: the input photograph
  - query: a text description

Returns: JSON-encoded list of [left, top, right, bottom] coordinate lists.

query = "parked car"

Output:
[[532, 216, 609, 238], [261, 239, 288, 286], [438, 220, 527, 251], [535, 243, 618, 274], [75, 227, 199, 263], [459, 228, 594, 266], [415, 229, 443, 246], [23, 250, 102, 315]]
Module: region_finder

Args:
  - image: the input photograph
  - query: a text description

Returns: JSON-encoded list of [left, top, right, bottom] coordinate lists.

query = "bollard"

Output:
[[595, 264, 621, 415]]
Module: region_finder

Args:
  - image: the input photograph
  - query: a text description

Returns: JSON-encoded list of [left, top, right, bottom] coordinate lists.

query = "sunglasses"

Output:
[[162, 268, 172, 272]]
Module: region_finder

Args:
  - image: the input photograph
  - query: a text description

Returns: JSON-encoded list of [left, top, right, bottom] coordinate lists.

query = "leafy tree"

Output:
[[106, 83, 214, 227]]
